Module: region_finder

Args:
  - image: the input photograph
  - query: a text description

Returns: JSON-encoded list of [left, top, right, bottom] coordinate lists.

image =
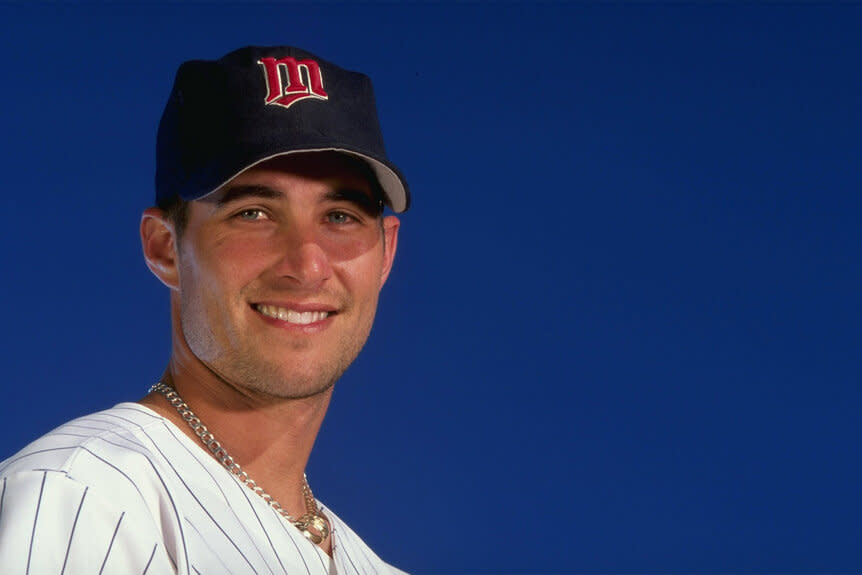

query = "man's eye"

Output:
[[237, 209, 266, 221], [327, 212, 354, 225]]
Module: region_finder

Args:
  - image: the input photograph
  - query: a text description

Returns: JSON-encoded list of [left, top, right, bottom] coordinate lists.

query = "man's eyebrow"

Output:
[[213, 184, 382, 215], [215, 185, 284, 207], [323, 188, 383, 216]]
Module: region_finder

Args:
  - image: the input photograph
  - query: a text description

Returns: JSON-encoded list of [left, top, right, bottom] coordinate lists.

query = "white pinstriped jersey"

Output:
[[0, 403, 406, 574]]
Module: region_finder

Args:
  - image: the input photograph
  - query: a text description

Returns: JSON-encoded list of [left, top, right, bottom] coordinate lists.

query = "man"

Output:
[[0, 45, 409, 573]]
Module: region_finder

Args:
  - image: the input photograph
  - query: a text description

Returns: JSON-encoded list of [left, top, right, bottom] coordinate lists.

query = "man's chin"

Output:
[[262, 378, 338, 401], [237, 364, 345, 401]]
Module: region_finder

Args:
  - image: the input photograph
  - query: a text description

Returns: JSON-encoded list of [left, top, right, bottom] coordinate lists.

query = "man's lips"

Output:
[[253, 303, 334, 326]]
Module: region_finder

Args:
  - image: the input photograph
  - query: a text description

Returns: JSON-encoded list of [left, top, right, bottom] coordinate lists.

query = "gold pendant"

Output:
[[296, 512, 330, 544]]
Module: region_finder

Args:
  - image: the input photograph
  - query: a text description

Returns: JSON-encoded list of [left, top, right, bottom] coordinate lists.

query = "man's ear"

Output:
[[141, 207, 180, 290], [379, 215, 400, 287]]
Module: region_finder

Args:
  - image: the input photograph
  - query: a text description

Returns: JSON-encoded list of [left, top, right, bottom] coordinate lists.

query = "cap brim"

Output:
[[199, 148, 409, 213]]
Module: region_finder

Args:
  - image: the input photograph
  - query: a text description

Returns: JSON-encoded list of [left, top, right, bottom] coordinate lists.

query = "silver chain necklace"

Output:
[[150, 381, 331, 544]]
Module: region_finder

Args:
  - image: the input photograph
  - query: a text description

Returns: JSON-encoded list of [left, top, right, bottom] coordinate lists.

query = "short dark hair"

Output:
[[156, 193, 190, 240]]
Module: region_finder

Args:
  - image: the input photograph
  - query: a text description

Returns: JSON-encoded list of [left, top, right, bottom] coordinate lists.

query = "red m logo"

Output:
[[258, 57, 329, 109]]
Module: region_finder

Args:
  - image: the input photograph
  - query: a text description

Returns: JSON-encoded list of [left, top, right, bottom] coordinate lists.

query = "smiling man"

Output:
[[0, 46, 409, 573]]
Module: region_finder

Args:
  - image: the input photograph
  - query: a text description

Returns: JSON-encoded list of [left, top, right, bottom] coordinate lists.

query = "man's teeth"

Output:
[[255, 304, 329, 325]]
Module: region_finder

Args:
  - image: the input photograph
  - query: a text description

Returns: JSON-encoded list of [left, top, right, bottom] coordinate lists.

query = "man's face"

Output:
[[172, 152, 399, 399]]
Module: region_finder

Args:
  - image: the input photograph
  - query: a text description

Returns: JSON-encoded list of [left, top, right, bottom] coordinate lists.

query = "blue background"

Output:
[[1, 3, 860, 573]]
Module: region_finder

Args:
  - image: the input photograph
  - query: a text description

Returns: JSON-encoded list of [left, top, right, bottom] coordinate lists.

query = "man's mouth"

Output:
[[253, 304, 331, 325]]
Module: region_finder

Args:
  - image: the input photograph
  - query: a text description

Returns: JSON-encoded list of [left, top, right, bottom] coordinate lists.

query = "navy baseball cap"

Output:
[[156, 45, 410, 212]]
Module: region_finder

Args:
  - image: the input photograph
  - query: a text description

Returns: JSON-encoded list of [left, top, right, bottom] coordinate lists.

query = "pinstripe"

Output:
[[141, 543, 158, 574], [73, 430, 188, 573], [103, 412, 259, 572], [87, 442, 184, 573], [64, 423, 122, 433], [331, 517, 365, 575], [151, 420, 275, 571], [76, 445, 149, 502], [340, 516, 380, 575], [96, 410, 160, 426], [111, 405, 164, 420], [96, 411, 234, 574], [273, 508, 319, 575], [233, 474, 294, 574], [25, 471, 47, 575], [79, 433, 170, 501], [341, 534, 364, 575], [60, 486, 89, 575], [350, 525, 379, 575], [0, 476, 6, 518], [43, 432, 101, 440], [279, 508, 336, 575], [313, 543, 331, 574], [186, 519, 239, 575], [151, 447, 258, 572], [0, 446, 81, 474], [2, 442, 148, 482], [98, 511, 125, 575]]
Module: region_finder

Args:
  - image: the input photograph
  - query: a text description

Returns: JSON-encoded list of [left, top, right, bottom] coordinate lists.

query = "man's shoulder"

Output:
[[0, 404, 186, 573], [0, 403, 175, 482]]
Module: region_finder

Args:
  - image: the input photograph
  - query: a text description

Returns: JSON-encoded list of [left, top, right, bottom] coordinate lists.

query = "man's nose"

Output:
[[272, 225, 333, 288]]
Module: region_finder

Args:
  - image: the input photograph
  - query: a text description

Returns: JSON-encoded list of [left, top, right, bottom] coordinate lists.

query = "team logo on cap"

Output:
[[258, 57, 329, 109]]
